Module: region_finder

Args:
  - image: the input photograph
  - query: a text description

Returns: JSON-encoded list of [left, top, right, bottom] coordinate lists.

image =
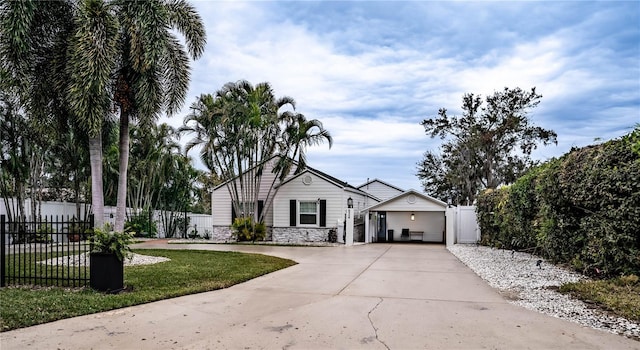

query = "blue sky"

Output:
[[164, 1, 640, 192]]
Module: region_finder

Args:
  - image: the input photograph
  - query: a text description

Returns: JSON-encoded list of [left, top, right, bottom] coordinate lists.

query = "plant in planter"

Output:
[[89, 227, 134, 293], [328, 228, 337, 243], [68, 218, 87, 242]]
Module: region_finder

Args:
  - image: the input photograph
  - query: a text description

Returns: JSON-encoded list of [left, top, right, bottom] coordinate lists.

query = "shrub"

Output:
[[231, 217, 266, 242], [35, 224, 54, 243], [476, 127, 640, 277], [188, 226, 199, 239], [477, 187, 510, 248], [174, 216, 190, 238], [124, 210, 157, 238]]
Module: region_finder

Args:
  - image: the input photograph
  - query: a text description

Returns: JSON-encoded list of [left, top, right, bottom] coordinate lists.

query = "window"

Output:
[[231, 201, 264, 224], [237, 202, 255, 217], [299, 201, 318, 225]]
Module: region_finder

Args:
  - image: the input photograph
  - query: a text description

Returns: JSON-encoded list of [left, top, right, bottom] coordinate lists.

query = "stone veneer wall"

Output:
[[211, 226, 234, 241], [271, 227, 335, 243], [211, 226, 273, 242]]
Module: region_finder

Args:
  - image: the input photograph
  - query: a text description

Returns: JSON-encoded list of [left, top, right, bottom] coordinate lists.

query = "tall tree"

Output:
[[66, 0, 119, 227], [0, 0, 97, 221], [110, 0, 206, 232], [127, 122, 181, 213], [418, 87, 557, 205], [49, 123, 91, 219], [181, 80, 332, 224], [0, 73, 29, 220]]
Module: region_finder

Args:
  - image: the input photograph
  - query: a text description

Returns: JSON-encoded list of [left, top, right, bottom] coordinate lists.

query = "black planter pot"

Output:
[[90, 252, 124, 293]]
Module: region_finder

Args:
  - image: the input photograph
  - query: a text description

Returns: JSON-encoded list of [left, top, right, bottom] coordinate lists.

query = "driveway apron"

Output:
[[1, 243, 638, 349]]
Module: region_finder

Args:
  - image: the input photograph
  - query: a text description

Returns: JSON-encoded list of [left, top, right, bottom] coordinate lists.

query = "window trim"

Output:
[[298, 200, 319, 226]]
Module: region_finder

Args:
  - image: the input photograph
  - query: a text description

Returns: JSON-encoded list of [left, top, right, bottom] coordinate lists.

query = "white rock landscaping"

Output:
[[39, 253, 170, 267], [447, 244, 640, 340]]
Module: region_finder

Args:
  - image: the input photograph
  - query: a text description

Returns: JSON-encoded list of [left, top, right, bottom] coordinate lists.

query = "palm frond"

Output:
[[162, 32, 190, 116], [165, 0, 206, 59], [0, 0, 37, 76], [66, 0, 118, 136]]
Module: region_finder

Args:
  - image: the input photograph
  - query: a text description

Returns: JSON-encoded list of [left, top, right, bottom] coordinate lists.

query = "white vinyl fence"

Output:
[[1, 198, 212, 239], [445, 205, 480, 245]]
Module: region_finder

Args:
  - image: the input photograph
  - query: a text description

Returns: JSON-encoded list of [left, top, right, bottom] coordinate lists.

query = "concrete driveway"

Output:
[[2, 243, 638, 349]]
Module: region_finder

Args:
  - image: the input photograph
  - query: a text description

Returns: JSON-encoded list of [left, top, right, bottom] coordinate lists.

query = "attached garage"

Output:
[[362, 190, 447, 244]]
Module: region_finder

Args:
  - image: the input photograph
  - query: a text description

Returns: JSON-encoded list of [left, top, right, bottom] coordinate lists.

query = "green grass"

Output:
[[0, 249, 296, 332], [559, 274, 640, 323]]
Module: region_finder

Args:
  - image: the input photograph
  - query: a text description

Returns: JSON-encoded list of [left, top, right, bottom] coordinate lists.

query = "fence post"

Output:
[[89, 214, 94, 250], [1, 215, 5, 287]]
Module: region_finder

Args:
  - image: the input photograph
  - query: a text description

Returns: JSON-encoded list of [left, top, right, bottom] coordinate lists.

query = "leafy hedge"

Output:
[[477, 127, 640, 277]]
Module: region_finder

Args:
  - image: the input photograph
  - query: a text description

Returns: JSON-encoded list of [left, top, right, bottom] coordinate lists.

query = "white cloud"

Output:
[[163, 1, 639, 194]]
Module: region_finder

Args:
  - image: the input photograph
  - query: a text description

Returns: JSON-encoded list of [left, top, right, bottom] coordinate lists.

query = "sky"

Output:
[[163, 1, 640, 192]]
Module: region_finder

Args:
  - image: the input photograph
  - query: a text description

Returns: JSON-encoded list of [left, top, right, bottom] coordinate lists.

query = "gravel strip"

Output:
[[39, 253, 170, 267], [447, 244, 639, 340]]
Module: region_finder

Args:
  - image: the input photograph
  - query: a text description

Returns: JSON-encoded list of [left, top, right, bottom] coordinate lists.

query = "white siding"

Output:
[[359, 180, 403, 201], [347, 191, 373, 219], [274, 172, 344, 227], [386, 211, 445, 242], [212, 188, 232, 226], [211, 158, 296, 226]]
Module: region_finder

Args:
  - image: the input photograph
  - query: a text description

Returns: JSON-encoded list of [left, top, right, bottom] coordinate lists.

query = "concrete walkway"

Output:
[[2, 243, 638, 349]]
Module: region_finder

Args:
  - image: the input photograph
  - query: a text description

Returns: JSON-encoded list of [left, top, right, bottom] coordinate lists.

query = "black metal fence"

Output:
[[1, 215, 94, 288]]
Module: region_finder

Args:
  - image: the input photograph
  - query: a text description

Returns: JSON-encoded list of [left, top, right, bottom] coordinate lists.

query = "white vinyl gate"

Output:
[[445, 206, 480, 245]]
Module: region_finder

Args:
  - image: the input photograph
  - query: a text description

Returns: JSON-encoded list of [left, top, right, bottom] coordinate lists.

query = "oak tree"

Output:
[[418, 87, 557, 205]]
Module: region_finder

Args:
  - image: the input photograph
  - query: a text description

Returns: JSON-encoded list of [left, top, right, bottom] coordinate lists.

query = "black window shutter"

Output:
[[231, 202, 236, 224], [320, 200, 327, 227], [258, 200, 264, 222], [289, 200, 296, 226]]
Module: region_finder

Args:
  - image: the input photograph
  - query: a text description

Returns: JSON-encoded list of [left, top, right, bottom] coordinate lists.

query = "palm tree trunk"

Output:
[[115, 110, 130, 232], [89, 135, 105, 228]]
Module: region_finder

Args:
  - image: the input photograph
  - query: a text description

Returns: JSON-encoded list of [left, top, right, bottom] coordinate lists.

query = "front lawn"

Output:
[[0, 249, 296, 332]]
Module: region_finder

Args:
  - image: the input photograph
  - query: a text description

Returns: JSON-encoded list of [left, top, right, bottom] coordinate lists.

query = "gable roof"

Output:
[[212, 155, 380, 199], [357, 178, 405, 193], [364, 189, 446, 211]]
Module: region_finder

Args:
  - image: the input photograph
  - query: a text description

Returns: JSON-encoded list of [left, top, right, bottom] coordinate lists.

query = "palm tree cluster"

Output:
[[181, 80, 333, 223], [1, 0, 206, 229]]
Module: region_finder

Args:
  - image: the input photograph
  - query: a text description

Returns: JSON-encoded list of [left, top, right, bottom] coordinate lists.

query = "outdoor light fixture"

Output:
[[411, 212, 415, 221], [347, 197, 353, 208]]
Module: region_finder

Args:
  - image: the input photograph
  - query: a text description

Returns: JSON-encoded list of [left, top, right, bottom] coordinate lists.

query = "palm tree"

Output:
[[110, 0, 206, 232], [180, 80, 332, 225], [66, 0, 119, 227], [127, 122, 182, 213], [282, 112, 333, 174], [1, 0, 116, 227]]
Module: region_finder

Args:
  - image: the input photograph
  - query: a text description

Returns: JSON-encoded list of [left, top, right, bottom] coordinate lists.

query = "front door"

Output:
[[376, 212, 387, 242]]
